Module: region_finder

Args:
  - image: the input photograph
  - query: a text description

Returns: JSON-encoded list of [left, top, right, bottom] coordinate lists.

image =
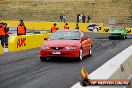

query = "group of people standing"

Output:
[[60, 14, 67, 23], [51, 23, 79, 33], [0, 20, 26, 48], [51, 23, 69, 33], [51, 22, 79, 33], [0, 22, 9, 48], [77, 14, 91, 23], [60, 14, 91, 23]]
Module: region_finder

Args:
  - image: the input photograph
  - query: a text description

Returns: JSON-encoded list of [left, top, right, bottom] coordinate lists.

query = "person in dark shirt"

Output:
[[60, 14, 63, 22], [87, 16, 91, 23], [17, 20, 26, 36], [75, 23, 79, 29], [82, 15, 86, 23], [0, 23, 5, 47], [4, 23, 9, 48]]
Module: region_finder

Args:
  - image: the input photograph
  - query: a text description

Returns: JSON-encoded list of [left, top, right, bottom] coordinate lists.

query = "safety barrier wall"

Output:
[[0, 45, 4, 54], [8, 33, 51, 52], [72, 45, 132, 88], [1, 21, 132, 34], [0, 21, 103, 32]]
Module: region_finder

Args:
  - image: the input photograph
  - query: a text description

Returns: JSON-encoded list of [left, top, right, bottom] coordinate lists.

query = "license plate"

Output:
[[52, 52, 61, 54]]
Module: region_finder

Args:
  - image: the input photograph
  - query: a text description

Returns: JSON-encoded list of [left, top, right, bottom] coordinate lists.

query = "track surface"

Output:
[[0, 33, 132, 88]]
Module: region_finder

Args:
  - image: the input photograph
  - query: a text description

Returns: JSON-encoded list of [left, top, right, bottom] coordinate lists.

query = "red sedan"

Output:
[[40, 29, 93, 61]]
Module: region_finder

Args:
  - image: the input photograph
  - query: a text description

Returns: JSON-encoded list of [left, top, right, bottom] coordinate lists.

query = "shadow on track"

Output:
[[41, 58, 80, 63], [40, 56, 90, 63]]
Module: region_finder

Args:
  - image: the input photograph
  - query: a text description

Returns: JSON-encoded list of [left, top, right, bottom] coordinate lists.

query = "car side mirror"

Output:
[[86, 36, 90, 38], [81, 38, 85, 41], [81, 37, 87, 41], [44, 38, 48, 40]]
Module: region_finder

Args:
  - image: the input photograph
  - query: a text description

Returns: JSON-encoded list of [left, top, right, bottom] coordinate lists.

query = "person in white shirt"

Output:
[[79, 14, 82, 23], [63, 15, 66, 23]]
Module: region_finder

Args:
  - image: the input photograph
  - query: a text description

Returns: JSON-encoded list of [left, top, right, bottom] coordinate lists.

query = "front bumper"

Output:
[[40, 49, 80, 58]]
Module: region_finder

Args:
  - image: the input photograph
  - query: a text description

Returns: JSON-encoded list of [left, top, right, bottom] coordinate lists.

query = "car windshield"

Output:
[[49, 31, 80, 40]]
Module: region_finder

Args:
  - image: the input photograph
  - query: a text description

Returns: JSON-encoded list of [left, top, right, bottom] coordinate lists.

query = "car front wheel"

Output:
[[78, 48, 83, 61], [40, 57, 47, 61]]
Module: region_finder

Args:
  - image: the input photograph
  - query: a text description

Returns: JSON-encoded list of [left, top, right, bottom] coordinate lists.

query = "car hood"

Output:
[[42, 40, 81, 47]]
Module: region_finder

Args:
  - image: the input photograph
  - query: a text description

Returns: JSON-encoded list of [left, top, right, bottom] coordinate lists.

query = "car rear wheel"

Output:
[[78, 48, 83, 61], [40, 57, 47, 61], [121, 36, 126, 39], [124, 36, 127, 39], [123, 36, 126, 39], [108, 36, 111, 40]]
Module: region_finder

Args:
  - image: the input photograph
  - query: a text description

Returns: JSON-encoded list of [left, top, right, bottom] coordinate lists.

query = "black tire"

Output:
[[108, 36, 111, 40], [40, 57, 47, 61], [78, 48, 83, 61], [121, 36, 125, 40], [88, 47, 92, 57]]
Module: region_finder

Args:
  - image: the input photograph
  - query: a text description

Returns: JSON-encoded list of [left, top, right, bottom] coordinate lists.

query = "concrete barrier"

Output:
[[0, 21, 105, 32], [72, 45, 132, 88], [0, 45, 4, 54], [1, 21, 132, 34], [8, 33, 51, 52]]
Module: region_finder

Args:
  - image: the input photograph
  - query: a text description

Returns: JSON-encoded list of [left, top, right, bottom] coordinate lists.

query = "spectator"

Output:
[[60, 14, 63, 22], [17, 20, 26, 36], [77, 14, 80, 23], [75, 23, 79, 29], [82, 15, 86, 23], [0, 23, 5, 47], [64, 23, 69, 29], [79, 14, 82, 23], [4, 23, 9, 48], [51, 23, 58, 33], [87, 16, 91, 23], [63, 15, 66, 23]]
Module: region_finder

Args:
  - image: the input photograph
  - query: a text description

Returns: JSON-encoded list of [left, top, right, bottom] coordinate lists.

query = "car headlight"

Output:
[[41, 46, 49, 50], [66, 46, 77, 50]]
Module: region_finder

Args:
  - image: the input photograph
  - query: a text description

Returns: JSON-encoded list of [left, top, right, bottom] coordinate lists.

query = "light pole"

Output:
[[92, 1, 95, 21]]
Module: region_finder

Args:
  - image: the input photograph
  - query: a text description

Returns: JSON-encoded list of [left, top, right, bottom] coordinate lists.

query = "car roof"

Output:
[[56, 29, 82, 32]]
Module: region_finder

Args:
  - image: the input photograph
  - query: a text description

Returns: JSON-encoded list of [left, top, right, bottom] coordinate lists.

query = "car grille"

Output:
[[111, 33, 121, 35], [51, 47, 64, 50]]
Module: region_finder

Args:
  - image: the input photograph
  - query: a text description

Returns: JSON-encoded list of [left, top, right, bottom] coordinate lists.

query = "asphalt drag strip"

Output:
[[0, 34, 132, 88]]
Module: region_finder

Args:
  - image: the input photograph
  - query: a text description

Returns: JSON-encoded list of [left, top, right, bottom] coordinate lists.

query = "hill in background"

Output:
[[0, 0, 132, 26]]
